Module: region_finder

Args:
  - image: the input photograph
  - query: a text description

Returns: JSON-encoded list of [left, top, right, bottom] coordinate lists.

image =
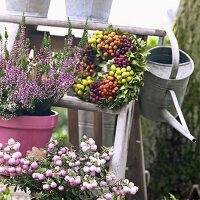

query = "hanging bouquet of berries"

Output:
[[0, 136, 138, 200], [73, 25, 147, 109]]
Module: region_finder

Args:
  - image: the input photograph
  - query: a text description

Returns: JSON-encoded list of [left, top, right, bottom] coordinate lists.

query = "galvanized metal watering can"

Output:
[[138, 29, 195, 142]]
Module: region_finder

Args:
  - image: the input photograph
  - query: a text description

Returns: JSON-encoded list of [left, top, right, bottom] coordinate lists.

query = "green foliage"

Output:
[[0, 188, 11, 199], [162, 193, 177, 200], [51, 107, 68, 143], [78, 17, 88, 48], [146, 36, 158, 49]]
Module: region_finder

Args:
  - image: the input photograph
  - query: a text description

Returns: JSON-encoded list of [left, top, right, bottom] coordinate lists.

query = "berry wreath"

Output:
[[73, 25, 148, 109]]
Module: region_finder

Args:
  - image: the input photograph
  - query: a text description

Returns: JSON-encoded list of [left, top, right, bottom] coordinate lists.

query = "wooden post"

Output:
[[109, 101, 135, 179], [126, 102, 147, 200], [68, 109, 79, 146]]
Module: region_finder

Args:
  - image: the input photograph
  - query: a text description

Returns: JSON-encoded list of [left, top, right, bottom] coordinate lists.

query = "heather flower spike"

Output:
[[0, 16, 84, 119]]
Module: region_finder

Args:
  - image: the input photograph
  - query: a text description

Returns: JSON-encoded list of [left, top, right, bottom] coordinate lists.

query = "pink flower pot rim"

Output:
[[0, 110, 59, 130]]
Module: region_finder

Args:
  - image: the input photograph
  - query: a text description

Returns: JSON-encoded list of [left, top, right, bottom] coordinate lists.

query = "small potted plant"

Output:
[[0, 17, 85, 156], [0, 136, 138, 199]]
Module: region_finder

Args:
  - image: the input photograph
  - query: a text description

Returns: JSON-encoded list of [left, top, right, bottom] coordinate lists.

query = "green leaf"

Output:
[[169, 193, 177, 200]]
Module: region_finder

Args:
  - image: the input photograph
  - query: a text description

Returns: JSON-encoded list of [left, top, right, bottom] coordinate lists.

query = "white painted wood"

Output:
[[55, 96, 121, 114], [0, 14, 166, 36], [109, 100, 135, 179]]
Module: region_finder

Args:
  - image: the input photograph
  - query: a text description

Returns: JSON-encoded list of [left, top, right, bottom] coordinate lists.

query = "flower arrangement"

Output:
[[0, 136, 138, 200], [73, 25, 147, 109], [0, 17, 84, 119]]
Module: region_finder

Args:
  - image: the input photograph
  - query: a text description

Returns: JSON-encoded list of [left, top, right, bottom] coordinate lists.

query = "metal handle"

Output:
[[164, 29, 180, 79]]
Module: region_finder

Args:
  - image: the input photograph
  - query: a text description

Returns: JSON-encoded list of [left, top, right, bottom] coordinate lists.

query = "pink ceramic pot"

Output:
[[0, 110, 58, 157]]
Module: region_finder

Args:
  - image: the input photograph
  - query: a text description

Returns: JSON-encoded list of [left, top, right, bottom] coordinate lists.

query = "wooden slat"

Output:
[[93, 112, 103, 149], [68, 108, 79, 146], [54, 96, 121, 114], [0, 14, 166, 36]]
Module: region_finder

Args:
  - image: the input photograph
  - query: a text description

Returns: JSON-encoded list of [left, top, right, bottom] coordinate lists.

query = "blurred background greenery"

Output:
[[51, 107, 69, 143]]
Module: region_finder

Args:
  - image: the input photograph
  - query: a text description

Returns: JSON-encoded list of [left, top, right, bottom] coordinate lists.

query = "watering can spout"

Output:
[[161, 109, 196, 143], [161, 90, 196, 143]]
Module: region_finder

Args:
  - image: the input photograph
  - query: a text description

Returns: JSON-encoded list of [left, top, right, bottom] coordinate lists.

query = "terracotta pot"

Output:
[[0, 110, 58, 157]]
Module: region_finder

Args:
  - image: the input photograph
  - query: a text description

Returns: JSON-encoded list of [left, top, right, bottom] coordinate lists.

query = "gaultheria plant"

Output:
[[0, 136, 138, 200]]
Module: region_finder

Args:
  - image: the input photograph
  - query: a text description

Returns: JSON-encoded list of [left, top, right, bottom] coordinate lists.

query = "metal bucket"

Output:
[[139, 29, 195, 142], [5, 0, 50, 18], [65, 0, 113, 22]]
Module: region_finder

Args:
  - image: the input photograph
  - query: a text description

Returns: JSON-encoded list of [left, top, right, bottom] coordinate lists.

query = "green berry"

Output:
[[122, 79, 126, 83], [111, 64, 116, 71], [109, 71, 115, 76], [121, 68, 126, 73], [116, 70, 121, 75], [126, 76, 132, 82], [126, 66, 132, 71]]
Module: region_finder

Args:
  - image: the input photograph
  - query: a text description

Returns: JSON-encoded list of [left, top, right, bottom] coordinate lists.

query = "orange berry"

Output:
[[114, 35, 119, 39], [103, 35, 108, 40], [108, 37, 113, 42], [110, 42, 114, 47], [97, 43, 102, 48], [109, 81, 113, 86], [110, 32, 116, 36], [103, 52, 108, 57], [108, 76, 114, 81], [111, 52, 115, 56], [113, 45, 118, 50], [108, 96, 113, 100], [114, 86, 118, 91], [112, 90, 116, 94], [97, 38, 101, 43], [108, 49, 113, 54], [104, 44, 109, 49]]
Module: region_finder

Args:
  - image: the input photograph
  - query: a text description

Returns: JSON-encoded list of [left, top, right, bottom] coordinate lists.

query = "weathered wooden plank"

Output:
[[68, 108, 79, 146], [0, 14, 166, 36], [54, 96, 121, 114], [109, 100, 135, 179], [126, 102, 147, 200]]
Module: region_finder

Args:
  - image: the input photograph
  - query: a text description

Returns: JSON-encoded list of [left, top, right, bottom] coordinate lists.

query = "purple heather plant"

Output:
[[0, 136, 138, 200], [0, 16, 85, 119]]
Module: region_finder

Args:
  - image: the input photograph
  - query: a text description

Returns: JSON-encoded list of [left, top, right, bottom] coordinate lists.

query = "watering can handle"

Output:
[[164, 29, 180, 79]]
